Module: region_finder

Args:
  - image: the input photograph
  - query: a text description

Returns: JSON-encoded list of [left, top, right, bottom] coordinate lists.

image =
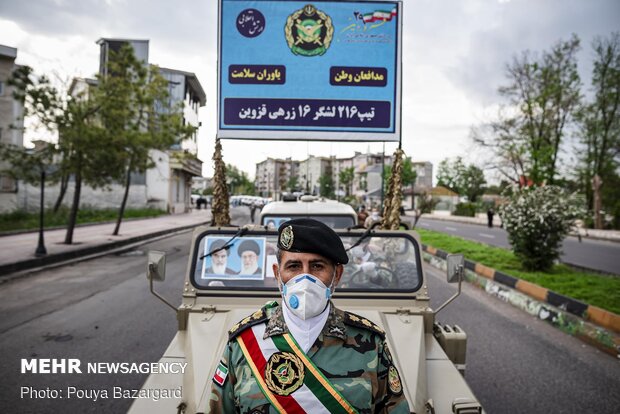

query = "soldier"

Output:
[[206, 218, 409, 413]]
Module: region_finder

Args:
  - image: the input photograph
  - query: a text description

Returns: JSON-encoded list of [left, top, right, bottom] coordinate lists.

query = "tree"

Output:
[[411, 192, 439, 229], [8, 65, 114, 244], [95, 45, 195, 236], [286, 175, 299, 192], [338, 167, 354, 196], [384, 158, 417, 208], [576, 32, 620, 229], [473, 35, 582, 185], [437, 157, 486, 202], [318, 173, 335, 198], [500, 185, 584, 271], [226, 164, 254, 195]]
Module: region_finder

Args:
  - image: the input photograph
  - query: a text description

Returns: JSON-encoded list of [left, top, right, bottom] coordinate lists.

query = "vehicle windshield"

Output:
[[260, 215, 356, 229], [190, 230, 423, 294]]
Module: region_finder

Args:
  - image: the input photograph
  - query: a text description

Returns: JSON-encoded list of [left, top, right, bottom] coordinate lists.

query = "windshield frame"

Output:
[[188, 228, 424, 299]]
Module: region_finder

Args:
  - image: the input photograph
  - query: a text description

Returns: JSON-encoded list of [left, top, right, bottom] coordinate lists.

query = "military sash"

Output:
[[237, 323, 358, 414]]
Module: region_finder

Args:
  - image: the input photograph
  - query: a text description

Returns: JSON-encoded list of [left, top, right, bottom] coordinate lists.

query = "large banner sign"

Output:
[[218, 0, 402, 141]]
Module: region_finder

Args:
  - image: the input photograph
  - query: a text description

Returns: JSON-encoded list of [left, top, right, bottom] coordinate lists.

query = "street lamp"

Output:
[[34, 168, 47, 257]]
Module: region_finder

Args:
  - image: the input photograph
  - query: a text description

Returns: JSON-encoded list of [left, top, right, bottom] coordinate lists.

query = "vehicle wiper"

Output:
[[346, 227, 373, 252], [199, 227, 249, 260]]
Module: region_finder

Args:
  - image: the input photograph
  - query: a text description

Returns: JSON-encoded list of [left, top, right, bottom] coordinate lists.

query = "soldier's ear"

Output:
[[334, 264, 344, 286], [272, 263, 280, 282]]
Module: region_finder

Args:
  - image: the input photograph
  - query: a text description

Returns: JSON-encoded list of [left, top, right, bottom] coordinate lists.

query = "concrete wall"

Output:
[[146, 149, 170, 211]]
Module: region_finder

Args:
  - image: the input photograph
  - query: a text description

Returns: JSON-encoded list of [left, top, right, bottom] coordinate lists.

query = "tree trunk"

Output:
[[64, 170, 81, 244], [410, 183, 415, 209], [53, 174, 69, 213], [592, 175, 603, 229], [113, 164, 132, 236]]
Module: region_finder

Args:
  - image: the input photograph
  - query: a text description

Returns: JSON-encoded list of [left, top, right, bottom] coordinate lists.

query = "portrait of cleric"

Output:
[[201, 237, 266, 280]]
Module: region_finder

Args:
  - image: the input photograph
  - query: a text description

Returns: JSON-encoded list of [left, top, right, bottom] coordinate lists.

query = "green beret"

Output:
[[277, 218, 349, 264]]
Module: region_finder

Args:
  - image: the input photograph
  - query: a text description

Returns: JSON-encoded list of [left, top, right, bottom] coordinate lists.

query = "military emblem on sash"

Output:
[[388, 365, 402, 394], [265, 352, 305, 395], [280, 225, 294, 250], [285, 4, 334, 56]]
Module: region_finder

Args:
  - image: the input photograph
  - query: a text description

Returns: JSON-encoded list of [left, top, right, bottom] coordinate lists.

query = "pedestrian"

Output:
[[357, 204, 369, 225], [250, 203, 257, 223], [364, 207, 382, 228], [487, 207, 495, 228], [206, 218, 409, 413]]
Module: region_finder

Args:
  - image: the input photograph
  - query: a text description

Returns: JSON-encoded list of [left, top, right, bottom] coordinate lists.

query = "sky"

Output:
[[1, 0, 618, 182]]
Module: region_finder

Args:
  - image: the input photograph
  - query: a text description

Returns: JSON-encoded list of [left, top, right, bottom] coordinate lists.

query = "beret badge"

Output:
[[280, 225, 294, 250]]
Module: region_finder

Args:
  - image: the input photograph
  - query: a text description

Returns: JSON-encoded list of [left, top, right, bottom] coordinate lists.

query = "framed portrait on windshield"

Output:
[[201, 237, 266, 280]]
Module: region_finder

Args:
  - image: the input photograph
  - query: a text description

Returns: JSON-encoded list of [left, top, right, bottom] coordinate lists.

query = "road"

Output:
[[0, 207, 618, 413], [417, 217, 620, 275]]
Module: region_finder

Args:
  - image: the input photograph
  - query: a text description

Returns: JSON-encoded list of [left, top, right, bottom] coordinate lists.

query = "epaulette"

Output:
[[343, 311, 385, 338], [228, 307, 269, 340]]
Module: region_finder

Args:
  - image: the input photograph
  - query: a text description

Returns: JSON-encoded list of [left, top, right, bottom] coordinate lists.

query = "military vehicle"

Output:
[[130, 224, 483, 413], [259, 195, 359, 229]]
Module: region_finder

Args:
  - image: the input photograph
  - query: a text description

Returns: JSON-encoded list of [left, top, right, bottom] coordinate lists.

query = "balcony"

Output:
[[169, 150, 203, 177]]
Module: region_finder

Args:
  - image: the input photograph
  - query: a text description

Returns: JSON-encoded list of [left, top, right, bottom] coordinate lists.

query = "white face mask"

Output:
[[280, 273, 334, 320]]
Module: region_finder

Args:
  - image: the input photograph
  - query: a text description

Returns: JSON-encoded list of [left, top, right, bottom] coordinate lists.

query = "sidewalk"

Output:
[[404, 211, 620, 243], [0, 209, 212, 276]]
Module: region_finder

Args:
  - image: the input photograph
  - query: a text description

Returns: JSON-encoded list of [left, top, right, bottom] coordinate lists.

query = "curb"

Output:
[[0, 220, 210, 278], [422, 244, 620, 357]]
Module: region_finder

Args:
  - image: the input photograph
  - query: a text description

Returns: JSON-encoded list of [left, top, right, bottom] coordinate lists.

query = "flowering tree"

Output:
[[500, 186, 585, 271]]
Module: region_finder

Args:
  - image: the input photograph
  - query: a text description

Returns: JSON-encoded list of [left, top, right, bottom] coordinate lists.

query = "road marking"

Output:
[[419, 222, 430, 227], [446, 226, 457, 231], [480, 233, 495, 239]]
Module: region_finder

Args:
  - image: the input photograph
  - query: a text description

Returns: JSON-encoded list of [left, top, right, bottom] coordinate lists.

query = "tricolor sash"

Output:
[[237, 323, 358, 414]]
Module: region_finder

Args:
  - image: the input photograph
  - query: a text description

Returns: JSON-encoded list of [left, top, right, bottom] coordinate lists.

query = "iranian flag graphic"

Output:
[[363, 7, 397, 23], [213, 362, 229, 386]]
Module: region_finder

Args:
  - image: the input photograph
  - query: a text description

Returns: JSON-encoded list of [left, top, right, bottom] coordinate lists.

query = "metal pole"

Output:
[[380, 142, 385, 210], [35, 169, 47, 257]]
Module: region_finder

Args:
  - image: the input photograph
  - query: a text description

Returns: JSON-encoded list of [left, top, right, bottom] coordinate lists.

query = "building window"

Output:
[[0, 175, 17, 193]]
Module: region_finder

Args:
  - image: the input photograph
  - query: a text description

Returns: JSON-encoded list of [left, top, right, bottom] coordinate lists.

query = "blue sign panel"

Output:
[[218, 0, 402, 141]]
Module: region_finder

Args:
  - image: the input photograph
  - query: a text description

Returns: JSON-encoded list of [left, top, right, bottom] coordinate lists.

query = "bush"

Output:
[[453, 202, 476, 217], [500, 186, 585, 271]]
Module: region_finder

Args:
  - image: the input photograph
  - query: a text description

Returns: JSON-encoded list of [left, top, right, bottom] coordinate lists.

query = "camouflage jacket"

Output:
[[206, 302, 410, 414]]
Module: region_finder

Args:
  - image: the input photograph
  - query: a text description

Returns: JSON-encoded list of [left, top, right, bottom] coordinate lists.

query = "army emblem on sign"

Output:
[[280, 225, 294, 250], [285, 4, 334, 56], [265, 352, 305, 396]]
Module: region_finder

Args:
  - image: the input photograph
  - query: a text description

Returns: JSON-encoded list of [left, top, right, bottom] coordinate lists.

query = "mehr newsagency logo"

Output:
[[285, 4, 334, 57]]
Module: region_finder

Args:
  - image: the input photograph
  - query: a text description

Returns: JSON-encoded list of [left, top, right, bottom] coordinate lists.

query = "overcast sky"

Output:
[[1, 0, 618, 181]]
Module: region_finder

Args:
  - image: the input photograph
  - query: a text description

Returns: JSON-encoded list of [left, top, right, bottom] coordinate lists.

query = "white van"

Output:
[[259, 195, 358, 229]]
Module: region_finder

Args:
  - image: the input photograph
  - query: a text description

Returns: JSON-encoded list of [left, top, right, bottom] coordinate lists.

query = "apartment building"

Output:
[[0, 45, 24, 212]]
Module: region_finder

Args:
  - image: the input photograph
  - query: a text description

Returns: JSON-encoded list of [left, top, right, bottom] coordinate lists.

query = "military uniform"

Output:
[[207, 302, 410, 413]]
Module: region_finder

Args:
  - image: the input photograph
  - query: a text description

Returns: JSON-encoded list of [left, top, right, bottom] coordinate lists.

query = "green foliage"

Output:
[[437, 157, 486, 201], [575, 32, 620, 229], [226, 164, 255, 195], [318, 173, 335, 198], [338, 167, 355, 196], [417, 228, 620, 315], [383, 157, 417, 190], [454, 202, 477, 217], [0, 207, 166, 233], [287, 175, 299, 192], [473, 35, 582, 185], [500, 185, 585, 271]]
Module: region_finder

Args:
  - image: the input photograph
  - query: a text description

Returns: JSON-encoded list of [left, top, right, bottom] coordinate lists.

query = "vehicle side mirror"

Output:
[[446, 254, 464, 284], [147, 250, 166, 282]]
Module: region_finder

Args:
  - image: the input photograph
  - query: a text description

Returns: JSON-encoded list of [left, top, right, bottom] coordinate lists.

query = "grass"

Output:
[[0, 207, 167, 233], [417, 228, 620, 315]]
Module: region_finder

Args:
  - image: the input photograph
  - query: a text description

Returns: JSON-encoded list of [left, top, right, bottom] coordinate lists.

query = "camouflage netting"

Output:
[[211, 138, 231, 227], [381, 148, 404, 230]]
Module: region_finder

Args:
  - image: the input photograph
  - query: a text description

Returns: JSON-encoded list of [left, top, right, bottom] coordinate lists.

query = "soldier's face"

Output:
[[274, 251, 343, 287], [212, 250, 228, 266]]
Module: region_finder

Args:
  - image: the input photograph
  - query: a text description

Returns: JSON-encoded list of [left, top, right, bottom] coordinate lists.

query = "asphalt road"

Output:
[[1, 207, 618, 413], [417, 217, 620, 275]]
